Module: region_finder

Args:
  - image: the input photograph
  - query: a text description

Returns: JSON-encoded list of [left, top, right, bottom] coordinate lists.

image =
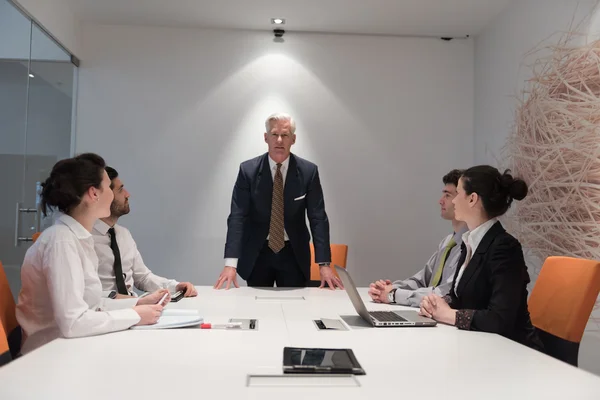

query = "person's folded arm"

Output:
[[392, 250, 436, 292], [398, 275, 455, 308], [45, 240, 140, 338], [395, 286, 432, 308], [130, 240, 178, 292]]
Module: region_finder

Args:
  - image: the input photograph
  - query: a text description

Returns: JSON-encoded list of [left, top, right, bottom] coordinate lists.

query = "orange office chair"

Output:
[[0, 261, 21, 363], [528, 256, 600, 366], [0, 320, 11, 366], [32, 232, 41, 243], [309, 243, 348, 286]]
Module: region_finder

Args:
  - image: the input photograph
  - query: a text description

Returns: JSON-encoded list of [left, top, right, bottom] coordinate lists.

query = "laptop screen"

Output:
[[334, 266, 375, 325]]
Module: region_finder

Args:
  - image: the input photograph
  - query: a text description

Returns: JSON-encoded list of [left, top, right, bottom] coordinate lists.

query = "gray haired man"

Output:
[[214, 113, 342, 290]]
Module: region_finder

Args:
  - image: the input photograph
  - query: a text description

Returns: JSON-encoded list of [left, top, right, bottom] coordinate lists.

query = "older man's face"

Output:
[[264, 120, 296, 163]]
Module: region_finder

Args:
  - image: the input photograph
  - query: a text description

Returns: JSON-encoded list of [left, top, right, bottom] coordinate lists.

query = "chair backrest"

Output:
[[309, 244, 348, 281], [0, 261, 21, 360], [0, 319, 12, 366], [32, 232, 41, 243], [528, 256, 600, 365]]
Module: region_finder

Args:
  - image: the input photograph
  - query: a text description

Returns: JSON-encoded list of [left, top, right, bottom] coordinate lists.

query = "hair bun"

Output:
[[509, 179, 528, 201], [500, 170, 528, 201]]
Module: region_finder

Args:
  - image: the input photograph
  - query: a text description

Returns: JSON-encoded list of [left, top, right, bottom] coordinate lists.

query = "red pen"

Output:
[[200, 322, 242, 329]]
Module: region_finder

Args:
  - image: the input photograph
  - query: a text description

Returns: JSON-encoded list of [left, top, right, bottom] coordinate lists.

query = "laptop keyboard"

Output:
[[370, 311, 407, 322]]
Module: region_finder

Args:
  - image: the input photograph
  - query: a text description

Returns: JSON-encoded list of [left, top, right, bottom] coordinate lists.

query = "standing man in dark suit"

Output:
[[214, 113, 342, 290]]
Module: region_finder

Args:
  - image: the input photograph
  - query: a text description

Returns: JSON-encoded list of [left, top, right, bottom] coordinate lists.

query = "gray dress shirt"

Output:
[[392, 226, 468, 307]]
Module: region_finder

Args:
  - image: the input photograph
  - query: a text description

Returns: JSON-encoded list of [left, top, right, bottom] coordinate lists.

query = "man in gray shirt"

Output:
[[368, 169, 467, 307]]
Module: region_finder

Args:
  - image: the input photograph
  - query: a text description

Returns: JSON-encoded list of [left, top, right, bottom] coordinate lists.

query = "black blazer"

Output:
[[224, 153, 331, 280], [448, 221, 542, 350]]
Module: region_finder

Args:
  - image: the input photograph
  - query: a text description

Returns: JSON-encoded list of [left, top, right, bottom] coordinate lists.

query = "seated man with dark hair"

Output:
[[368, 169, 467, 307], [92, 167, 197, 298]]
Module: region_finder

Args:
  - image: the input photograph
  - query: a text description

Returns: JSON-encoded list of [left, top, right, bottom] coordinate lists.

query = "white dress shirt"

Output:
[[16, 215, 141, 354], [92, 220, 179, 295], [225, 156, 290, 268], [454, 218, 499, 295]]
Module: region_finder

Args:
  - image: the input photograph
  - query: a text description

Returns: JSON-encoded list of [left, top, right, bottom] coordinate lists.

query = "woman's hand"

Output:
[[419, 294, 457, 325]]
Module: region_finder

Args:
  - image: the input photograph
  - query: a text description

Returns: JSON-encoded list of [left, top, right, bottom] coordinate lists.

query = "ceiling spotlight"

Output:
[[271, 18, 285, 25], [28, 73, 34, 78]]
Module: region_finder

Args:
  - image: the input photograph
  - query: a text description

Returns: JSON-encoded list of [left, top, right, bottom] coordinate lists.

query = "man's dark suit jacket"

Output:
[[224, 153, 331, 281], [448, 221, 543, 351]]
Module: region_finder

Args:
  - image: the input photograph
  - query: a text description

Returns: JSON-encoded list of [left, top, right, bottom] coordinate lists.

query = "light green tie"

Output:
[[431, 237, 456, 287]]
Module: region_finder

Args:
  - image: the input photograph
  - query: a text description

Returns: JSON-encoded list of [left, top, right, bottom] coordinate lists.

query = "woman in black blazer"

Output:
[[419, 166, 543, 351]]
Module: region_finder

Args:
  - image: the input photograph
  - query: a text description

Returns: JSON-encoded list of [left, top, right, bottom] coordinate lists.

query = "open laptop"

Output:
[[335, 265, 437, 327]]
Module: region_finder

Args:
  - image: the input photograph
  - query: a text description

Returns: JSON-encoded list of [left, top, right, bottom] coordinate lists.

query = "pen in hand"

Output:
[[157, 292, 169, 306]]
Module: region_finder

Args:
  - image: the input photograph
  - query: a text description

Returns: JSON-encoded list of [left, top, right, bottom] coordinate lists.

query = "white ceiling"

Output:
[[70, 0, 514, 37]]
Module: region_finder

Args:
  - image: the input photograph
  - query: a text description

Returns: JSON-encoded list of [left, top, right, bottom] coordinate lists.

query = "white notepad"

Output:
[[130, 309, 203, 330]]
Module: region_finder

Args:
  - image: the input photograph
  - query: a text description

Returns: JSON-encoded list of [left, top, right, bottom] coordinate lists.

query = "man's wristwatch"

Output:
[[318, 262, 330, 267], [388, 288, 397, 304]]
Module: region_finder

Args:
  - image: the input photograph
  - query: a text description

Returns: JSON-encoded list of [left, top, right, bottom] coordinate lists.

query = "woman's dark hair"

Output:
[[461, 165, 528, 219], [40, 153, 107, 216]]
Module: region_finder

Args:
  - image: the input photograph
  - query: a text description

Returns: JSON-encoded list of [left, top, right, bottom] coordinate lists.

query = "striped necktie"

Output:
[[268, 163, 285, 253]]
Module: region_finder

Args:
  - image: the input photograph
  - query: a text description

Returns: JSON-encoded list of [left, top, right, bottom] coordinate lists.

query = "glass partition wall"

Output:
[[0, 0, 78, 297]]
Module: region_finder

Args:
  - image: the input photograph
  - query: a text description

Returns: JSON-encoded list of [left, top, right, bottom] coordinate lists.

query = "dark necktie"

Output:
[[451, 243, 468, 296], [108, 227, 128, 295], [268, 163, 285, 253]]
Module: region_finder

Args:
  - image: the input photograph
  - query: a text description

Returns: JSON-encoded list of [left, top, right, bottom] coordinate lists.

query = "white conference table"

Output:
[[1, 287, 600, 399]]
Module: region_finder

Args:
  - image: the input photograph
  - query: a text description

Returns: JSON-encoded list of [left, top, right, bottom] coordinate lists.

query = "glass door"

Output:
[[0, 0, 78, 297], [0, 0, 33, 297], [21, 22, 77, 238]]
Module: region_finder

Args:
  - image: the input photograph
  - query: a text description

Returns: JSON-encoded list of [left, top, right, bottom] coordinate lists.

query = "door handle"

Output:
[[14, 202, 38, 246]]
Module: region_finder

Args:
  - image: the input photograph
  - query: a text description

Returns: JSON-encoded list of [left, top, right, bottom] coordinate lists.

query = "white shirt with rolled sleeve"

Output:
[[92, 220, 179, 296], [16, 214, 140, 354]]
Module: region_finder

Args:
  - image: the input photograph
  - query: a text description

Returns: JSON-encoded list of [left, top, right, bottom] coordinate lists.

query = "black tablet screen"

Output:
[[289, 349, 354, 368]]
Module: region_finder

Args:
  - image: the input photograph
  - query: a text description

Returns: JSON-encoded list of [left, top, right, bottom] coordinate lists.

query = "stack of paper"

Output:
[[130, 309, 203, 330]]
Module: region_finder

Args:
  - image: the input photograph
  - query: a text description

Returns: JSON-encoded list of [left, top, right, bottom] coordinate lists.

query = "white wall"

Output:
[[474, 0, 600, 376], [76, 24, 474, 287], [13, 0, 80, 57]]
